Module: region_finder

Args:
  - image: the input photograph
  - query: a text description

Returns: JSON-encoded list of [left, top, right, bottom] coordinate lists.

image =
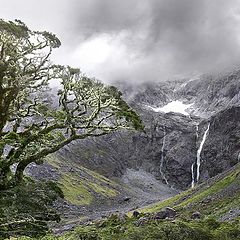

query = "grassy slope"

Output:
[[46, 154, 120, 206], [140, 163, 240, 220], [14, 164, 240, 240]]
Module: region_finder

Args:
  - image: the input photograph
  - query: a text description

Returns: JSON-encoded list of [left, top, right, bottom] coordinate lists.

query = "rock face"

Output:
[[200, 107, 240, 181], [58, 110, 199, 189], [57, 70, 240, 191]]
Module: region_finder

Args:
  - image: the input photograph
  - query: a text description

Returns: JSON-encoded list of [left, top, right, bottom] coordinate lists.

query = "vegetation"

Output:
[[0, 19, 143, 190], [47, 154, 119, 206], [141, 164, 240, 219], [0, 18, 239, 240], [3, 165, 238, 239], [13, 216, 240, 240], [0, 19, 143, 238], [0, 180, 62, 239]]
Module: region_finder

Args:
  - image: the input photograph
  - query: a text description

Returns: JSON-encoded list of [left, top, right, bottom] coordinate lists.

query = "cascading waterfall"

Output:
[[196, 124, 199, 139], [191, 163, 195, 188], [160, 126, 169, 185], [191, 124, 199, 188], [196, 123, 210, 182]]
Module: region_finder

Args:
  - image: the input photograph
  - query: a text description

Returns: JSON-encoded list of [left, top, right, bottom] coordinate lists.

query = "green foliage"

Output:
[[141, 164, 240, 217], [59, 173, 93, 205], [0, 19, 29, 38], [47, 155, 119, 206], [0, 180, 62, 239], [65, 226, 101, 240], [0, 18, 143, 189], [16, 218, 240, 240], [12, 165, 240, 240]]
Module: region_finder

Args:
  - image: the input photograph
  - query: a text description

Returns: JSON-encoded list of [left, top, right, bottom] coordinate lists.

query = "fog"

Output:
[[1, 0, 240, 84]]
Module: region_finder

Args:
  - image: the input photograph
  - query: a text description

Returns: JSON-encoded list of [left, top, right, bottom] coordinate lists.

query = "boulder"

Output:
[[191, 211, 202, 219], [153, 207, 176, 220], [132, 210, 140, 218], [136, 217, 149, 226], [165, 207, 177, 218]]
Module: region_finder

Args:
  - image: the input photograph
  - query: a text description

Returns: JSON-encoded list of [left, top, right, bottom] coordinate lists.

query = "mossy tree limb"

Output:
[[0, 19, 144, 189]]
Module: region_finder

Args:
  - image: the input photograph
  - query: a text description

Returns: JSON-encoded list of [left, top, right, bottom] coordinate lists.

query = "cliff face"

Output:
[[21, 69, 240, 232], [200, 106, 240, 180], [57, 70, 240, 191]]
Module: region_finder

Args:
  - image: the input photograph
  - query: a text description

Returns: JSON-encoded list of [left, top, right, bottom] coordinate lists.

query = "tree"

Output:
[[0, 19, 143, 189]]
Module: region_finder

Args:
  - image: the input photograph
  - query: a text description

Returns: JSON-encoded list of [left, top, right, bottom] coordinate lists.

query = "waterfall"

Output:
[[160, 126, 169, 185], [191, 124, 199, 188], [196, 124, 199, 139], [191, 163, 195, 188], [196, 123, 210, 182]]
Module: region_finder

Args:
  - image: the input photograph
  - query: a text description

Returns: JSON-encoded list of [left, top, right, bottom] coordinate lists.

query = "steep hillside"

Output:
[[141, 163, 240, 221], [7, 70, 239, 238], [177, 70, 240, 117], [15, 164, 240, 240], [34, 70, 239, 193], [25, 153, 176, 232]]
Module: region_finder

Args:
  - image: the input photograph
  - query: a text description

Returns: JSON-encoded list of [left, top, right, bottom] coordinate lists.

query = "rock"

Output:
[[136, 217, 149, 226], [201, 197, 212, 204], [118, 197, 131, 204], [154, 211, 167, 220], [165, 207, 177, 218], [153, 207, 177, 220], [132, 211, 140, 218], [191, 211, 202, 219], [123, 197, 131, 202]]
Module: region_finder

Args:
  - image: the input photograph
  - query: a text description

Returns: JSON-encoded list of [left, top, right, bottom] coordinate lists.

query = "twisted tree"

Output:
[[0, 19, 143, 189]]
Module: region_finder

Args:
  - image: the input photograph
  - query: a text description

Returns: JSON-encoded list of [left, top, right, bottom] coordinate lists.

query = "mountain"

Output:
[[32, 69, 240, 224], [50, 69, 239, 190], [1, 69, 239, 238]]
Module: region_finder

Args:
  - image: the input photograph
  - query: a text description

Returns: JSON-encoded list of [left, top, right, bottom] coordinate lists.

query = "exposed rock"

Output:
[[191, 211, 202, 219], [220, 208, 240, 221], [165, 207, 177, 218], [200, 107, 240, 181], [136, 217, 149, 226], [153, 211, 167, 220], [153, 207, 176, 220], [123, 197, 131, 202], [201, 197, 212, 204], [132, 211, 140, 218]]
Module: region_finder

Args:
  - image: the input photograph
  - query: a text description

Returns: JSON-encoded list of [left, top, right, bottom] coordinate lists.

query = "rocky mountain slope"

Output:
[[20, 69, 240, 234], [16, 163, 240, 239], [54, 69, 240, 189]]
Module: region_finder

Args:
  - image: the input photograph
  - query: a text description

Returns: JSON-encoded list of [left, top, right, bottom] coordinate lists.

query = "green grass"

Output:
[[86, 181, 118, 198], [59, 173, 93, 205], [81, 166, 118, 187], [15, 217, 240, 240], [46, 154, 120, 206], [139, 188, 193, 213], [177, 169, 239, 209], [141, 164, 240, 219], [46, 155, 62, 170]]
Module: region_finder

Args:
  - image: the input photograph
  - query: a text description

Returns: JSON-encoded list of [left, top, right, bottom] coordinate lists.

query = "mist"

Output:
[[1, 0, 240, 84]]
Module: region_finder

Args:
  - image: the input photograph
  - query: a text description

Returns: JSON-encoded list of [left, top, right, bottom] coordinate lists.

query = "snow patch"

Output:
[[148, 100, 193, 116]]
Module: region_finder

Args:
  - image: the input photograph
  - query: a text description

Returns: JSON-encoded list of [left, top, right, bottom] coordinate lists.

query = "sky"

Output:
[[1, 0, 240, 84]]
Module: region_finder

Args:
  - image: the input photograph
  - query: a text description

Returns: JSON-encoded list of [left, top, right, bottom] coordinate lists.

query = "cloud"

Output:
[[1, 0, 240, 84]]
